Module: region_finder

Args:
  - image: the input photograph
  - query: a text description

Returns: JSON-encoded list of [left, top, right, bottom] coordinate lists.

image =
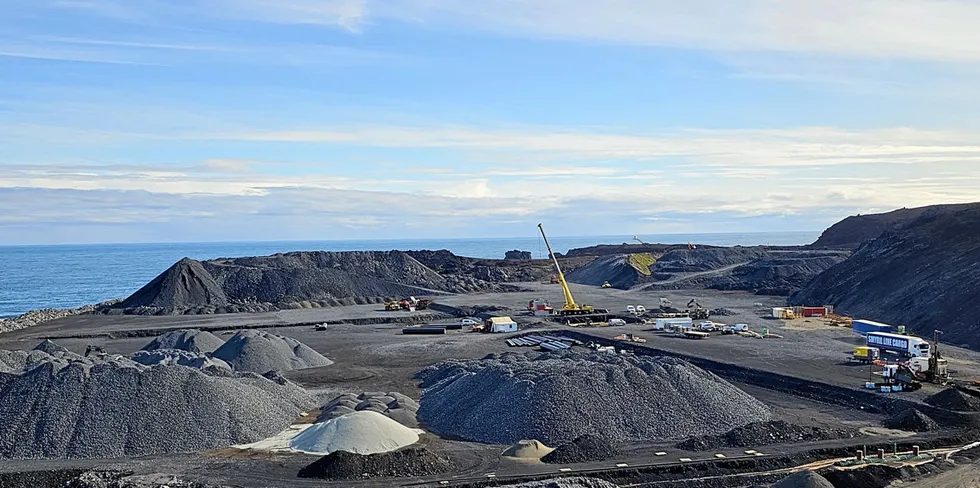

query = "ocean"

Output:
[[0, 232, 819, 317]]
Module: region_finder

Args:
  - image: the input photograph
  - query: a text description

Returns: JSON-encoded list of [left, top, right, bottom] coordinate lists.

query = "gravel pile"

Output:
[[130, 350, 232, 370], [925, 388, 980, 412], [141, 329, 225, 354], [498, 478, 618, 488], [290, 411, 420, 455], [297, 447, 454, 480], [67, 471, 225, 488], [541, 435, 617, 464], [0, 350, 314, 459], [771, 470, 834, 488], [503, 439, 554, 460], [317, 392, 419, 428], [117, 258, 228, 311], [675, 421, 858, 451], [33, 339, 72, 355], [212, 330, 332, 373], [416, 351, 771, 445], [884, 409, 940, 432]]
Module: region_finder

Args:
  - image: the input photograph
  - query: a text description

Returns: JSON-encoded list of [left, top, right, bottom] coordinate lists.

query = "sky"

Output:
[[2, 0, 980, 245]]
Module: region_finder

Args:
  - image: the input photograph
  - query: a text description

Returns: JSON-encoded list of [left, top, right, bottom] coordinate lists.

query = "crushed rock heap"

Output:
[[416, 351, 771, 445], [0, 348, 314, 459], [498, 478, 619, 488], [211, 330, 333, 373], [130, 349, 231, 370], [141, 329, 226, 354], [771, 470, 834, 488], [297, 447, 454, 480], [317, 392, 419, 428], [289, 411, 420, 455]]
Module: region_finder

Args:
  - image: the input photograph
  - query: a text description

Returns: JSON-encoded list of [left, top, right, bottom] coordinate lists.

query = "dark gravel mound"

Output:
[[0, 351, 314, 459], [566, 254, 657, 289], [771, 470, 834, 488], [33, 340, 71, 355], [141, 329, 225, 354], [416, 351, 770, 445], [498, 477, 619, 488], [710, 308, 737, 316], [791, 203, 980, 348], [884, 409, 940, 432], [118, 258, 227, 310], [676, 421, 858, 451], [925, 388, 980, 412], [654, 247, 768, 273], [541, 435, 617, 464], [563, 243, 675, 258], [212, 330, 332, 373], [297, 447, 454, 480], [810, 205, 970, 249]]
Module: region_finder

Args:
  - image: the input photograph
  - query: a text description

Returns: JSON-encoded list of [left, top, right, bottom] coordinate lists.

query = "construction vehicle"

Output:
[[688, 241, 697, 250], [538, 223, 607, 317], [659, 297, 672, 310], [615, 333, 646, 343], [385, 301, 401, 311], [687, 298, 711, 320], [601, 281, 612, 289]]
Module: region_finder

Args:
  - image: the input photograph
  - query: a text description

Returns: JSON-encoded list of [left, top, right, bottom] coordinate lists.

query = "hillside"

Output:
[[810, 204, 975, 249], [792, 203, 980, 348]]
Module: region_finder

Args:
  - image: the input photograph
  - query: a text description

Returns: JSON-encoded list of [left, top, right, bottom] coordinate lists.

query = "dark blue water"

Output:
[[0, 232, 818, 317]]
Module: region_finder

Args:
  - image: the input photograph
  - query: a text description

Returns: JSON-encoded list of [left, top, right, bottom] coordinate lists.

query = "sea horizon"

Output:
[[0, 231, 821, 318]]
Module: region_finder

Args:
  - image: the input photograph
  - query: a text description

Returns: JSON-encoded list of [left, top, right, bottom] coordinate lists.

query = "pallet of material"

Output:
[[540, 341, 572, 351]]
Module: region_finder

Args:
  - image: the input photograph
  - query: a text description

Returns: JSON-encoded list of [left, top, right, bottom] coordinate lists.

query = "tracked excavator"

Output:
[[687, 298, 711, 320], [538, 223, 608, 317]]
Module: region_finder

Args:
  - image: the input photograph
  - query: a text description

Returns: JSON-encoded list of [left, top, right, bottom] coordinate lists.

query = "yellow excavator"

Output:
[[538, 223, 607, 316]]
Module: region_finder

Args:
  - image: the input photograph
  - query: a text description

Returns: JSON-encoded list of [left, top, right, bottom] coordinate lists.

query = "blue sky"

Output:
[[3, 0, 980, 245]]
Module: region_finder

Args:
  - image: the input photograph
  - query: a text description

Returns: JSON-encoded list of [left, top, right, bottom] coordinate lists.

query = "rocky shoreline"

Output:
[[0, 301, 118, 334]]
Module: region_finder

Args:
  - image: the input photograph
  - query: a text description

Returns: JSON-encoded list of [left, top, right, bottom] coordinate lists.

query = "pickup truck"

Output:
[[721, 323, 750, 334]]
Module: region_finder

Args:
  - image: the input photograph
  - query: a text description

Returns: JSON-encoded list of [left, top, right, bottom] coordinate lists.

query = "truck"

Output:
[[852, 346, 880, 363], [867, 332, 930, 358], [654, 317, 693, 331], [721, 323, 749, 335], [698, 321, 716, 332], [853, 319, 892, 336]]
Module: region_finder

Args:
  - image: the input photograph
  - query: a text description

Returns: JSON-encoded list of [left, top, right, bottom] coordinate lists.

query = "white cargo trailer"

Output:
[[654, 317, 693, 331]]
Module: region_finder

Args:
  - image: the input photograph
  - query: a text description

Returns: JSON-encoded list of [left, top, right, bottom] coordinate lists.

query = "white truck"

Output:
[[699, 321, 717, 332], [866, 332, 931, 358], [721, 323, 750, 334], [654, 317, 694, 331]]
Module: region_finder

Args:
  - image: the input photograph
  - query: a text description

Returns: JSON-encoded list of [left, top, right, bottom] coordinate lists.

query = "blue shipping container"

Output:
[[853, 319, 892, 336]]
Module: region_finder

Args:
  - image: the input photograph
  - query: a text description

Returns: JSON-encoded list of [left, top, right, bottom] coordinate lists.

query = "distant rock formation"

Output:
[[810, 203, 974, 249], [118, 258, 227, 311], [505, 250, 532, 261], [792, 202, 980, 348]]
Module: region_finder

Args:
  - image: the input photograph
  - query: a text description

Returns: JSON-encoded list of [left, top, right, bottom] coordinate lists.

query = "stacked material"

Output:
[[141, 329, 225, 354], [317, 392, 419, 428], [297, 447, 454, 480], [884, 409, 940, 432], [498, 478, 619, 488], [130, 349, 232, 370], [542, 435, 617, 464], [925, 388, 980, 412], [212, 330, 333, 373], [771, 470, 834, 488], [289, 411, 420, 455], [0, 350, 314, 459], [503, 440, 555, 460], [416, 351, 771, 445]]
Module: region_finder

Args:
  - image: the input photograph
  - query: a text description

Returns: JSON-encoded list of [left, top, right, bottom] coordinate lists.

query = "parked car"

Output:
[[460, 318, 480, 326], [635, 305, 646, 314], [699, 321, 716, 332], [608, 318, 627, 326], [625, 305, 637, 314]]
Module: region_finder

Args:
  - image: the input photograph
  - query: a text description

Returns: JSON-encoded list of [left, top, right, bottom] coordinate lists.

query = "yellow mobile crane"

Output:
[[538, 223, 607, 316]]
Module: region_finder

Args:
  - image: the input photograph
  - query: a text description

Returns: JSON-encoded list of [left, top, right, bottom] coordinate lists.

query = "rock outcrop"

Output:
[[505, 250, 533, 260], [792, 203, 980, 348], [810, 204, 973, 249]]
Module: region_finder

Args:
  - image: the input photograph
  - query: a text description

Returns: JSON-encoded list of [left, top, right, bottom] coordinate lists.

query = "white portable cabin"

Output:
[[654, 317, 693, 330], [487, 316, 518, 333]]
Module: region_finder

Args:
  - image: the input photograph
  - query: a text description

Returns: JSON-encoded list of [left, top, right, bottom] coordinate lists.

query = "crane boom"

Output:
[[538, 223, 577, 310]]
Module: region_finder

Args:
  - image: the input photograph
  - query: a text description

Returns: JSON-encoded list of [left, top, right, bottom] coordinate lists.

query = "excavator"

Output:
[[687, 298, 711, 320], [538, 223, 607, 317]]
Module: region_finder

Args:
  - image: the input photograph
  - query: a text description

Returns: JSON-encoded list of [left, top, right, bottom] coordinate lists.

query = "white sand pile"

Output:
[[503, 440, 554, 460], [141, 329, 226, 354], [0, 349, 315, 459], [289, 411, 420, 455], [212, 330, 333, 373], [130, 349, 232, 370]]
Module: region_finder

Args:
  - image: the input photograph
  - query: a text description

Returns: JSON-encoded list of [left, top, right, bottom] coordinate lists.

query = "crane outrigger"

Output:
[[537, 223, 607, 317]]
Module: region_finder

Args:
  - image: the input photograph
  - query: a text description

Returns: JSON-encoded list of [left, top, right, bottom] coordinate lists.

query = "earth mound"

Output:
[[416, 351, 771, 445], [541, 435, 617, 464], [792, 203, 980, 348], [503, 439, 554, 460], [141, 329, 225, 354], [771, 470, 834, 488], [0, 351, 314, 459], [117, 258, 227, 311], [884, 409, 940, 432], [289, 411, 420, 455], [297, 447, 453, 480], [211, 330, 332, 373], [925, 388, 980, 412], [130, 349, 232, 370], [676, 421, 858, 451]]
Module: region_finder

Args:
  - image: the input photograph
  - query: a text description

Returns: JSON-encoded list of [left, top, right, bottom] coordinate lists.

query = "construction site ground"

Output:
[[1, 283, 979, 487]]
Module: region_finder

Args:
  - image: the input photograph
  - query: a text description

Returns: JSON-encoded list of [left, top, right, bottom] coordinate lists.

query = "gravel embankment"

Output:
[[212, 330, 333, 373], [675, 421, 859, 451], [0, 302, 114, 334], [416, 351, 771, 445], [141, 329, 226, 354], [0, 350, 314, 459], [297, 447, 454, 480]]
